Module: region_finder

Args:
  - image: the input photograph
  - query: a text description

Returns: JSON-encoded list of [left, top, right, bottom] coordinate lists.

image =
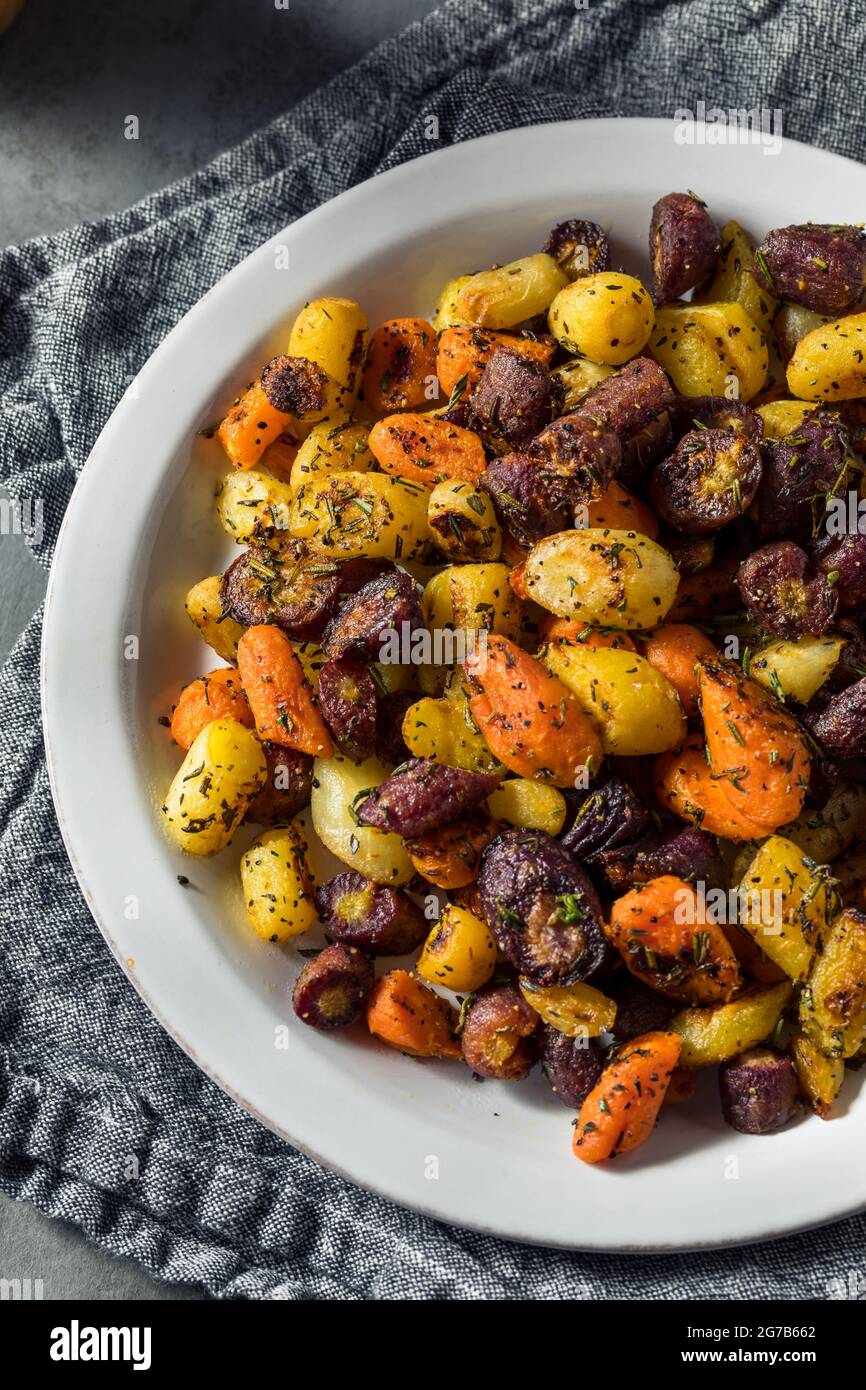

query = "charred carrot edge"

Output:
[[573, 1031, 682, 1163], [607, 875, 741, 1003], [170, 667, 253, 751], [237, 625, 333, 756], [436, 326, 555, 397], [217, 382, 290, 470], [366, 970, 461, 1058], [368, 414, 487, 487], [465, 634, 603, 787], [641, 622, 717, 718], [585, 479, 660, 538], [362, 318, 437, 414]]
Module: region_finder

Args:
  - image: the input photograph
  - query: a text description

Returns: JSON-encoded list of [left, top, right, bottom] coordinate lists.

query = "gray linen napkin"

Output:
[[2, 0, 865, 1299]]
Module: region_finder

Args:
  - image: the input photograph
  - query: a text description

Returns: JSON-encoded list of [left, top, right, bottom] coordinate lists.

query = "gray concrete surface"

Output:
[[0, 0, 439, 1301]]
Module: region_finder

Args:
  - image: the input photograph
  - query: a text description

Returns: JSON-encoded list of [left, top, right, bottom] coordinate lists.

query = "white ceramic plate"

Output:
[[43, 119, 866, 1251]]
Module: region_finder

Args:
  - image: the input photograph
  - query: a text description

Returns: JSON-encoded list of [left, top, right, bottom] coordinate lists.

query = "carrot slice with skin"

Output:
[[655, 660, 811, 840], [260, 434, 299, 482], [573, 1031, 682, 1163], [363, 318, 437, 414], [607, 875, 741, 1003], [366, 970, 461, 1059], [641, 622, 717, 718], [585, 479, 660, 538], [217, 382, 290, 470], [368, 413, 486, 487], [508, 562, 530, 601], [668, 554, 740, 622], [237, 625, 333, 756], [654, 733, 777, 841], [539, 617, 636, 651], [465, 634, 603, 787], [699, 660, 810, 832], [170, 667, 253, 750], [436, 326, 555, 397]]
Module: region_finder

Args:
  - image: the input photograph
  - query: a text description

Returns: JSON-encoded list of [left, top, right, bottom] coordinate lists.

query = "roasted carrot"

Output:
[[654, 733, 778, 841], [368, 413, 486, 487], [699, 660, 810, 833], [573, 1031, 682, 1163], [663, 1067, 698, 1106], [218, 355, 336, 469], [464, 634, 603, 786], [362, 318, 437, 413], [436, 326, 555, 398], [366, 970, 462, 1059], [508, 561, 530, 600], [668, 553, 740, 621], [539, 617, 636, 651], [217, 383, 290, 470], [641, 622, 717, 718], [237, 625, 333, 756], [585, 479, 660, 538], [170, 667, 254, 750], [261, 433, 300, 482], [607, 876, 741, 1003], [405, 811, 498, 889]]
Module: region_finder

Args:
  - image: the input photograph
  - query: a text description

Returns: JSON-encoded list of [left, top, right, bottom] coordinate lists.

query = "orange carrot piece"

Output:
[[663, 1067, 698, 1106], [217, 382, 290, 470], [641, 623, 717, 718], [508, 561, 530, 600], [668, 554, 740, 622], [539, 616, 636, 651], [607, 876, 741, 1003], [362, 318, 437, 414], [573, 1031, 682, 1163], [261, 433, 299, 482], [436, 326, 555, 398], [654, 733, 776, 841], [585, 479, 660, 538], [366, 970, 461, 1059], [699, 660, 810, 834], [368, 413, 487, 487], [465, 634, 603, 787], [170, 667, 254, 750], [508, 561, 528, 600], [405, 811, 497, 889], [237, 625, 333, 756]]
